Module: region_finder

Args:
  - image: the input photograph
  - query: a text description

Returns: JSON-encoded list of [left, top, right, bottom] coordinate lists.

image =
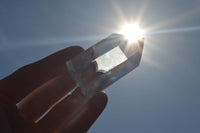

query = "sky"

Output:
[[0, 0, 200, 132]]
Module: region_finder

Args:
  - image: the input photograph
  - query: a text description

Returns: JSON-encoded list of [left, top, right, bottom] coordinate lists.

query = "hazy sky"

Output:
[[0, 0, 200, 133]]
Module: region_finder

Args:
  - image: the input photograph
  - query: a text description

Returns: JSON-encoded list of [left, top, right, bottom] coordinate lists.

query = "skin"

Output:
[[0, 46, 108, 133]]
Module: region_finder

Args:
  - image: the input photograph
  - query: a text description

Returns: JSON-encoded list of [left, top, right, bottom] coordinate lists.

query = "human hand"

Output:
[[0, 46, 108, 133]]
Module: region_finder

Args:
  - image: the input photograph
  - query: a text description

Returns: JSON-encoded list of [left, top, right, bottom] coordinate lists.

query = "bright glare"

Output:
[[120, 23, 145, 42]]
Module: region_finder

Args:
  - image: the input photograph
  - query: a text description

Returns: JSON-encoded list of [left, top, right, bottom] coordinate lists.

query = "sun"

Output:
[[120, 23, 145, 42]]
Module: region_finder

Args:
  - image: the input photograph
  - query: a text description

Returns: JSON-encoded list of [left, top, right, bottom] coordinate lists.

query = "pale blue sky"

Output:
[[0, 0, 200, 132]]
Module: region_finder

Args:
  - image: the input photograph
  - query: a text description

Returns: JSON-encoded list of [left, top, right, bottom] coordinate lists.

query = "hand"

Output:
[[0, 46, 108, 133]]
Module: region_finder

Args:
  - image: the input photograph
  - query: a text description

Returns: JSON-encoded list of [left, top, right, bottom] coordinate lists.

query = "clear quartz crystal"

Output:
[[66, 34, 144, 98]]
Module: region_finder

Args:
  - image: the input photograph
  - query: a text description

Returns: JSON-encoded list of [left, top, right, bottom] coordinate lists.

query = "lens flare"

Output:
[[120, 23, 145, 42]]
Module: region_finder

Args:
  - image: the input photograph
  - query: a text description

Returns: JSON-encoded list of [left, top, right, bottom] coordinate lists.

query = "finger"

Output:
[[60, 92, 108, 133], [0, 46, 84, 104], [37, 89, 107, 133], [17, 73, 76, 122]]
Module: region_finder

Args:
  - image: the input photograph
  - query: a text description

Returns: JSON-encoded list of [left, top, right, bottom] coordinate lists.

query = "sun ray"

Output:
[[136, 0, 150, 23], [146, 7, 200, 32], [0, 34, 108, 51], [141, 38, 162, 69], [110, 0, 128, 25], [147, 26, 200, 35]]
